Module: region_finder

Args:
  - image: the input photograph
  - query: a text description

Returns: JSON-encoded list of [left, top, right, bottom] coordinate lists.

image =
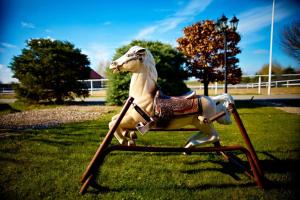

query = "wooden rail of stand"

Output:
[[102, 145, 263, 187], [79, 97, 265, 194], [80, 97, 134, 186]]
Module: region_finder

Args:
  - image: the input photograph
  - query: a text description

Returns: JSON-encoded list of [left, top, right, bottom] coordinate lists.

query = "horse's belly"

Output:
[[160, 115, 196, 129]]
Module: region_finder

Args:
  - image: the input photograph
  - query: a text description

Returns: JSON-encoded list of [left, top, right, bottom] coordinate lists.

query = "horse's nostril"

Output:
[[111, 61, 117, 66]]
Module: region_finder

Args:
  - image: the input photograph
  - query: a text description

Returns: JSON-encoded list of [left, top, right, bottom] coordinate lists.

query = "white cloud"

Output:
[[135, 0, 212, 39], [159, 17, 187, 32], [82, 44, 114, 72], [46, 36, 55, 41], [238, 2, 291, 34], [103, 21, 111, 25], [21, 21, 35, 29], [176, 0, 211, 17], [0, 64, 18, 83], [1, 42, 17, 49], [45, 29, 52, 33], [135, 25, 158, 39]]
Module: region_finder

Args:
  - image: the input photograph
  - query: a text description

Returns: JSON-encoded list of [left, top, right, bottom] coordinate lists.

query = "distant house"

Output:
[[89, 68, 103, 79], [85, 68, 107, 91]]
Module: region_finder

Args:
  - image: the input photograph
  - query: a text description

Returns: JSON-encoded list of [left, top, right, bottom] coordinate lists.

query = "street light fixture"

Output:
[[230, 16, 239, 31], [216, 14, 239, 93]]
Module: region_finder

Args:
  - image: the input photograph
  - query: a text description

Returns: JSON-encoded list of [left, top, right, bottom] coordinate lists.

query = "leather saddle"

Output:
[[154, 90, 202, 127]]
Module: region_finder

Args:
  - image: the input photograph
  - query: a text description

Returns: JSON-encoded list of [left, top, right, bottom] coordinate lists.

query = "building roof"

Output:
[[89, 69, 103, 79]]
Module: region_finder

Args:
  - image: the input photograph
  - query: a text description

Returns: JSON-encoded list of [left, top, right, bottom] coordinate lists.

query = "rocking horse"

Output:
[[108, 46, 233, 148], [79, 46, 265, 194]]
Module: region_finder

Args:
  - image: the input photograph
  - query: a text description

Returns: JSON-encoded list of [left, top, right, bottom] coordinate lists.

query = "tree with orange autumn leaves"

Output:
[[177, 20, 242, 95]]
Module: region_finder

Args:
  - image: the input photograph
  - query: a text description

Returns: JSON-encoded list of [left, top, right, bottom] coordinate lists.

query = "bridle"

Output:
[[112, 50, 145, 72]]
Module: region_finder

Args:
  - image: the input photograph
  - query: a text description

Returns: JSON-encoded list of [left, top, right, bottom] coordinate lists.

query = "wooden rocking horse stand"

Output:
[[79, 97, 265, 194]]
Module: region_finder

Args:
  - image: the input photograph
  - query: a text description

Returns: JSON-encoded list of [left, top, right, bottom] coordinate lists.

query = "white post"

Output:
[[287, 80, 289, 87], [90, 80, 93, 95], [258, 76, 261, 94], [214, 82, 218, 95], [268, 0, 275, 95]]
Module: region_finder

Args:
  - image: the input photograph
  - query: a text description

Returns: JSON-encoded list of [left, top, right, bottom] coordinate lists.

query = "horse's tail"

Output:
[[211, 93, 234, 125]]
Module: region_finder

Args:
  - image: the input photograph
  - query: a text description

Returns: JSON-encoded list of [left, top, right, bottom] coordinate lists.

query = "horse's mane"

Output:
[[144, 49, 158, 83]]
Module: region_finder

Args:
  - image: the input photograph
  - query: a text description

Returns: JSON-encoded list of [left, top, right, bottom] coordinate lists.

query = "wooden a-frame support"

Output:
[[79, 97, 265, 194]]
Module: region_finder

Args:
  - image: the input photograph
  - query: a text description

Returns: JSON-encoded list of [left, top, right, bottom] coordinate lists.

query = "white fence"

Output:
[[1, 75, 299, 95], [188, 74, 300, 94], [0, 79, 109, 94], [82, 79, 108, 93]]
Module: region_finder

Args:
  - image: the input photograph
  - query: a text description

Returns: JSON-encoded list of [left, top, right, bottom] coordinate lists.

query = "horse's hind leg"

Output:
[[185, 124, 220, 148]]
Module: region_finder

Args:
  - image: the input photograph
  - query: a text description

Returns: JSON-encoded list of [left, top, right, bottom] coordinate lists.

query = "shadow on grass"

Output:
[[88, 150, 299, 194], [0, 103, 20, 113], [88, 182, 258, 195], [29, 100, 106, 106], [235, 99, 300, 109]]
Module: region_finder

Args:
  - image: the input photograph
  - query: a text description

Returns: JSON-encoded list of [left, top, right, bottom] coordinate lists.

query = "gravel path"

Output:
[[0, 105, 116, 130]]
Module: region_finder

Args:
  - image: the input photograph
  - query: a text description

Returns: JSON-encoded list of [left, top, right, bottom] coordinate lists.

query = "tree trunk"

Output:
[[203, 81, 209, 96], [203, 69, 209, 96]]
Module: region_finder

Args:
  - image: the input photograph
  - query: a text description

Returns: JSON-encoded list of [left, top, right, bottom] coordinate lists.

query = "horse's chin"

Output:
[[110, 68, 119, 74]]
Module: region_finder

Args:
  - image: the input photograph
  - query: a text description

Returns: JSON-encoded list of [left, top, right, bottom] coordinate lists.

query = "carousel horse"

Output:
[[109, 46, 234, 148]]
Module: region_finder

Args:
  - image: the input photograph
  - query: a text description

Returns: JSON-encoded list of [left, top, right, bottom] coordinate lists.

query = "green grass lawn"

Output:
[[0, 102, 299, 199]]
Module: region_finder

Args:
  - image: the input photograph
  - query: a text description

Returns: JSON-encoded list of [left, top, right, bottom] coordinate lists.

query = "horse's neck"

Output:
[[129, 73, 156, 102]]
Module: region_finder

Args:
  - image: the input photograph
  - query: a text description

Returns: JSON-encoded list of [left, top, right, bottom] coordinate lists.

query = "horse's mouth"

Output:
[[110, 66, 121, 73], [112, 68, 118, 73]]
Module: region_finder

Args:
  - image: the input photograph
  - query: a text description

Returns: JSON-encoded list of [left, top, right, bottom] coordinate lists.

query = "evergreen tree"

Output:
[[10, 39, 90, 103]]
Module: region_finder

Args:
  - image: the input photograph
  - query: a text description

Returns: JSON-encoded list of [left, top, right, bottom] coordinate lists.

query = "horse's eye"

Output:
[[127, 53, 134, 57]]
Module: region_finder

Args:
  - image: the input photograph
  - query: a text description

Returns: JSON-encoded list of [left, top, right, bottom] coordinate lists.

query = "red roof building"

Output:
[[89, 69, 103, 79]]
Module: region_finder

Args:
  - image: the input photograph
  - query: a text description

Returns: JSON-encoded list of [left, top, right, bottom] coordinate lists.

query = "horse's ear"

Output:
[[136, 48, 146, 55]]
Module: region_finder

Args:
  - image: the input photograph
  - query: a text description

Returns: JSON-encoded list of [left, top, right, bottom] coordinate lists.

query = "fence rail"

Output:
[[188, 76, 300, 94], [1, 75, 300, 95]]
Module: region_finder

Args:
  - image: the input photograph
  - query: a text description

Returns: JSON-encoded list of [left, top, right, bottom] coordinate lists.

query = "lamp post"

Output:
[[216, 15, 239, 93]]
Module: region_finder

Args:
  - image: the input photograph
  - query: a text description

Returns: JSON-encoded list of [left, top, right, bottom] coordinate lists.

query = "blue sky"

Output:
[[1, 0, 299, 83]]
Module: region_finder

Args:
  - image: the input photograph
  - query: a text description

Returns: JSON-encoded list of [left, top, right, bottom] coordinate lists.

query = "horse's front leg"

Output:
[[109, 115, 136, 146]]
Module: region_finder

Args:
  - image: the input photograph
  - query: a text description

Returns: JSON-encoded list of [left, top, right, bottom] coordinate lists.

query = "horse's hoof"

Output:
[[183, 151, 192, 155], [183, 147, 193, 155], [120, 139, 128, 146], [129, 131, 137, 140], [128, 140, 136, 146]]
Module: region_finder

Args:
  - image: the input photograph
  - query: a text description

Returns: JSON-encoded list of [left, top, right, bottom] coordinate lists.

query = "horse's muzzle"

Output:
[[110, 62, 121, 73]]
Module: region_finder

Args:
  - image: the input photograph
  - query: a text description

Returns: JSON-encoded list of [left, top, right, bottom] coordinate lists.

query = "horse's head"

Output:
[[110, 46, 156, 77]]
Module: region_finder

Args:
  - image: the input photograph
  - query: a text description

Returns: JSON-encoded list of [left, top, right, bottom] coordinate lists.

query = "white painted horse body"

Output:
[[109, 46, 233, 148]]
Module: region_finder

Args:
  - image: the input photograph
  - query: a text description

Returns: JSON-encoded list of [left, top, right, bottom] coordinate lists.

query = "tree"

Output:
[[177, 20, 241, 96], [281, 20, 300, 62], [10, 39, 90, 103], [256, 62, 297, 82], [107, 40, 189, 105], [256, 62, 284, 75], [282, 66, 296, 74]]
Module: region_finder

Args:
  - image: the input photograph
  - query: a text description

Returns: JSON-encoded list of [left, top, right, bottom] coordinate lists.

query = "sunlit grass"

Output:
[[0, 102, 299, 199]]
